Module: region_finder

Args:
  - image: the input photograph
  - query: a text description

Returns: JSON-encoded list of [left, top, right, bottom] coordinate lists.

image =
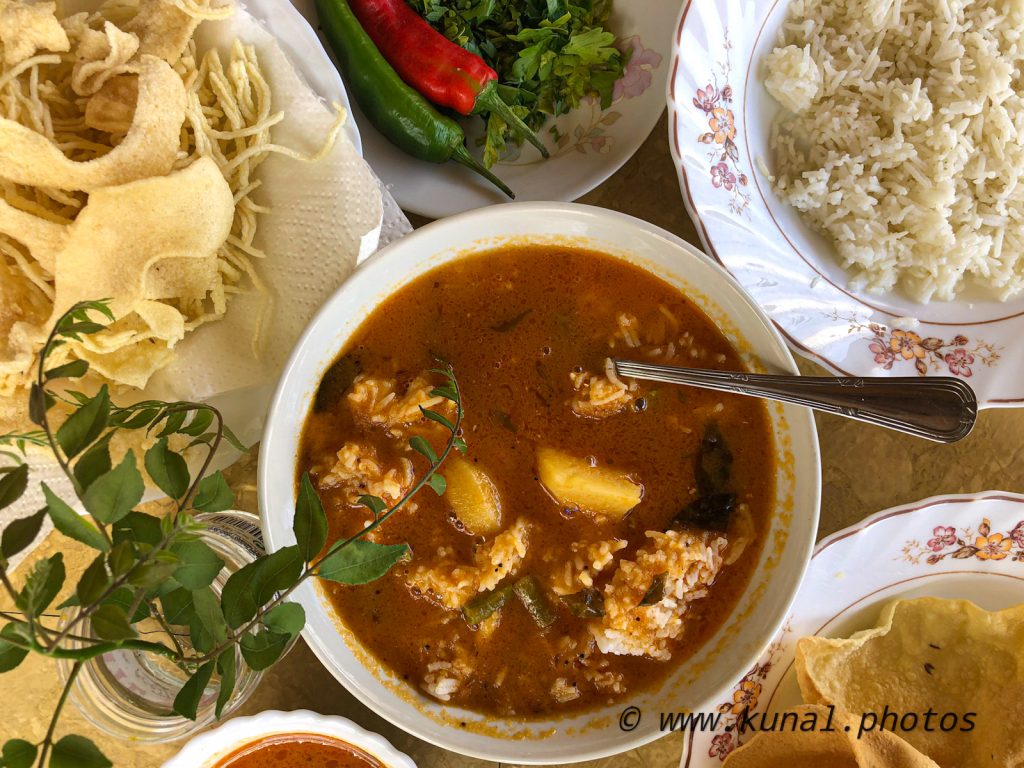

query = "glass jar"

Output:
[[56, 511, 282, 743]]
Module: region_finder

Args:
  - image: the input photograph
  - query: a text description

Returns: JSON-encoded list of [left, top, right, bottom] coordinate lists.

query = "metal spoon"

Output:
[[612, 359, 977, 443]]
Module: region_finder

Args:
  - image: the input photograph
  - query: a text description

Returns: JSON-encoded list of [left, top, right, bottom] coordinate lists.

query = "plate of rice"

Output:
[[668, 0, 1024, 406]]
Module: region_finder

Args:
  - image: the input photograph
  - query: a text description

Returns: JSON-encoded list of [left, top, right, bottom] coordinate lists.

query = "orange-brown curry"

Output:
[[211, 735, 382, 768], [297, 246, 775, 717]]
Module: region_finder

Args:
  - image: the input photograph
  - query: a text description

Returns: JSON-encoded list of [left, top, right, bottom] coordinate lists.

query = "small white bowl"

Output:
[[259, 202, 821, 764], [162, 710, 415, 768]]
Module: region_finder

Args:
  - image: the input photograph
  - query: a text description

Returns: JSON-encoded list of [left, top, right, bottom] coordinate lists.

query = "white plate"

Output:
[[667, 0, 1021, 407], [259, 202, 821, 764], [292, 0, 677, 217], [680, 491, 1024, 767]]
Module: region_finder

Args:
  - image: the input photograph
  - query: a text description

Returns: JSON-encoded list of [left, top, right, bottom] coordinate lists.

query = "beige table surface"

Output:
[[4, 113, 1024, 767]]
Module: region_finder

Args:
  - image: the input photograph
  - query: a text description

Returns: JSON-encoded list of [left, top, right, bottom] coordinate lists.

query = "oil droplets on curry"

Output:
[[297, 246, 775, 717]]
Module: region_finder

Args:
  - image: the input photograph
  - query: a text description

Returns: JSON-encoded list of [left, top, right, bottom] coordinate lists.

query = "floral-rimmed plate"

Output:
[[293, 0, 678, 218], [679, 491, 1024, 767], [667, 0, 1022, 408]]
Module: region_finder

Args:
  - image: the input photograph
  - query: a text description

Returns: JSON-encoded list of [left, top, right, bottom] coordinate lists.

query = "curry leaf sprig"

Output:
[[0, 301, 464, 768]]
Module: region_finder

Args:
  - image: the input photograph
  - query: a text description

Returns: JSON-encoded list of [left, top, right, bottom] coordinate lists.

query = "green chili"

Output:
[[513, 575, 557, 629], [314, 0, 514, 198], [462, 583, 514, 626]]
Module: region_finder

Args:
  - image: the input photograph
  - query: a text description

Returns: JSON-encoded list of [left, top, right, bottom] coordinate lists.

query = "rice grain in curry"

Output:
[[297, 245, 775, 717]]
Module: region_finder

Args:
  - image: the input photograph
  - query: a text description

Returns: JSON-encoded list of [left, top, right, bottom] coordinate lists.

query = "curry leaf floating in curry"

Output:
[[0, 301, 468, 768], [294, 473, 329, 561], [317, 541, 412, 585]]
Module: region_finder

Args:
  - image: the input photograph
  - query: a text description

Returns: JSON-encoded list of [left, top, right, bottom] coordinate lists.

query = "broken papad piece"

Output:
[[0, 0, 69, 66], [45, 156, 233, 387], [124, 0, 231, 63], [723, 705, 940, 768], [0, 55, 184, 190], [70, 20, 139, 96], [84, 73, 139, 133], [796, 598, 1024, 768]]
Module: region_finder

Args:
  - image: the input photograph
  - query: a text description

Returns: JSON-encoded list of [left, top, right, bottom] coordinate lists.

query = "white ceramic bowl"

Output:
[[162, 710, 415, 767], [668, 0, 1023, 407], [259, 202, 821, 764]]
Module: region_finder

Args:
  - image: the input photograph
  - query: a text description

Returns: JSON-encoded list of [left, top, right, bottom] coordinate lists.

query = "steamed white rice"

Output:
[[763, 0, 1024, 302]]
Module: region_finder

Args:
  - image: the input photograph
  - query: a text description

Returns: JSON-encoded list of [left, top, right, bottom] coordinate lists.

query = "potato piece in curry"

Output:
[[297, 246, 774, 717]]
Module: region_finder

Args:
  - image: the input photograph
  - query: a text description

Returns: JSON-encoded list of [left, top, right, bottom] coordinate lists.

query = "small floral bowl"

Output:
[[668, 0, 1020, 407], [162, 710, 416, 768]]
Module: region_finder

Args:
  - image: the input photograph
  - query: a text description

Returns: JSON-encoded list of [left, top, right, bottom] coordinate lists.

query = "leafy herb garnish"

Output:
[[0, 301, 465, 768], [409, 0, 626, 167]]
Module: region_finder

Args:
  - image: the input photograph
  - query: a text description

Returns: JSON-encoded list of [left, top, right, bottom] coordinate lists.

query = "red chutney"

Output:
[[211, 734, 384, 768]]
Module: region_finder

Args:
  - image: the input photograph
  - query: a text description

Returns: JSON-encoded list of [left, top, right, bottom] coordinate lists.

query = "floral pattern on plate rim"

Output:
[[705, 626, 790, 761], [828, 312, 1002, 377], [692, 31, 750, 216], [503, 35, 662, 163], [903, 517, 1024, 564]]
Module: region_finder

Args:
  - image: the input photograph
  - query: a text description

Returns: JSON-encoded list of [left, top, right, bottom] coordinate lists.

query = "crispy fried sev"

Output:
[[797, 598, 1024, 768], [0, 0, 69, 66], [0, 55, 184, 189]]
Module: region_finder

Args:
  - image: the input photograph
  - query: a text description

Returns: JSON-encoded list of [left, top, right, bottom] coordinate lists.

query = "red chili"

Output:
[[348, 0, 549, 157]]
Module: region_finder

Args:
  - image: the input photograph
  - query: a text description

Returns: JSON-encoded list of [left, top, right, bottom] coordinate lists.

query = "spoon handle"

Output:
[[613, 359, 977, 443]]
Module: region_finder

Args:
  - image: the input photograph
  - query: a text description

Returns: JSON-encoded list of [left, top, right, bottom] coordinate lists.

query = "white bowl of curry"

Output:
[[259, 203, 821, 763]]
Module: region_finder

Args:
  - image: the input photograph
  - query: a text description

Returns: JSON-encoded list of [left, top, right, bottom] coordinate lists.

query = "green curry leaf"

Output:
[[192, 471, 233, 513], [1, 738, 36, 768], [91, 603, 135, 641], [55, 385, 110, 459], [0, 624, 30, 673], [293, 473, 327, 562], [0, 507, 46, 561], [82, 451, 144, 524], [15, 553, 65, 617], [170, 540, 224, 591], [317, 540, 410, 585], [43, 484, 108, 552], [144, 437, 190, 500], [239, 628, 290, 671], [215, 649, 237, 719], [0, 464, 28, 511], [172, 661, 215, 721]]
